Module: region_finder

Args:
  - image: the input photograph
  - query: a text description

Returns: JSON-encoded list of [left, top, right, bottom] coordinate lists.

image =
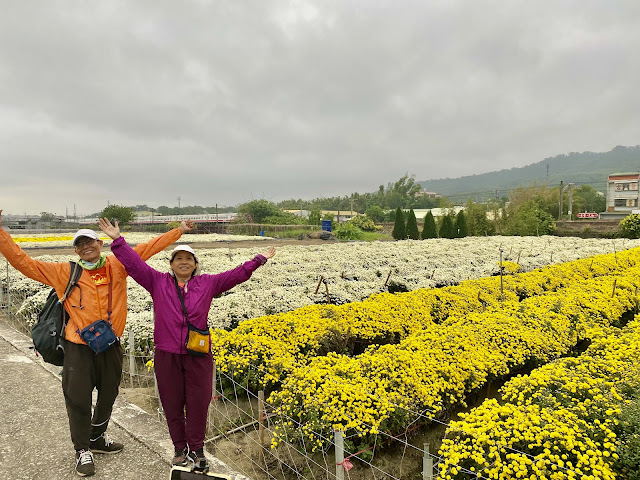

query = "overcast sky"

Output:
[[2, 1, 639, 216]]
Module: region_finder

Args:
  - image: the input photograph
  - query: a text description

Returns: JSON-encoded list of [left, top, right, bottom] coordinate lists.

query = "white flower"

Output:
[[5, 235, 640, 347]]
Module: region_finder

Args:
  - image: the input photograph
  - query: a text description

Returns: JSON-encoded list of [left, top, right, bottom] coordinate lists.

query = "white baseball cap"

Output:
[[170, 245, 198, 261], [72, 229, 101, 246]]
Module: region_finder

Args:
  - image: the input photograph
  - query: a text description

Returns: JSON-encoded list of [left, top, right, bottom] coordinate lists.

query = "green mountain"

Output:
[[419, 145, 640, 203]]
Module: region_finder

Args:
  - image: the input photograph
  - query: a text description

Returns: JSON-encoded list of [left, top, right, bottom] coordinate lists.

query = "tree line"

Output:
[[64, 174, 607, 239]]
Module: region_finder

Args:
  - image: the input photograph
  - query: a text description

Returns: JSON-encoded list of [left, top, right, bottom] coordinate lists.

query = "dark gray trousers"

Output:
[[62, 341, 123, 451]]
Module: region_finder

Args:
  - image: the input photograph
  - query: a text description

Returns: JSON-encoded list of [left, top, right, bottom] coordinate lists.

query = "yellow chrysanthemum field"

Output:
[[5, 234, 640, 477]]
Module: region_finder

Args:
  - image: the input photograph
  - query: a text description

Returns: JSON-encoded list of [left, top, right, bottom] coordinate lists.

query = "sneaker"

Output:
[[172, 446, 190, 466], [89, 433, 123, 454], [75, 449, 95, 477], [188, 448, 209, 472]]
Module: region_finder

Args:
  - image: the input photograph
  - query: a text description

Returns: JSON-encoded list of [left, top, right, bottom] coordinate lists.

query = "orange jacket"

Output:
[[0, 228, 182, 344]]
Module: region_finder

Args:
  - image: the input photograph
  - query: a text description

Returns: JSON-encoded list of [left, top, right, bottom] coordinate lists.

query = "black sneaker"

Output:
[[188, 448, 209, 472], [90, 433, 123, 454], [75, 449, 95, 477], [172, 446, 190, 466]]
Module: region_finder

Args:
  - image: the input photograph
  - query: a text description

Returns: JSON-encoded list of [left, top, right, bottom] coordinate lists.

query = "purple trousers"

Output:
[[154, 349, 213, 451]]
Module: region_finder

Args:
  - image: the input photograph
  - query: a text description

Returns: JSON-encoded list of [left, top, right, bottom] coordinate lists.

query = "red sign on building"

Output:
[[577, 212, 599, 219]]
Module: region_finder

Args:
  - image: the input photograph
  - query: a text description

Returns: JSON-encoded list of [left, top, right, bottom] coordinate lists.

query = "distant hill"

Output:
[[418, 145, 640, 203]]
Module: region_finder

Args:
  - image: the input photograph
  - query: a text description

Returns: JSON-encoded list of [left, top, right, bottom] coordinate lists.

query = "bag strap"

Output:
[[61, 261, 82, 302], [173, 276, 189, 322], [59, 261, 83, 339], [107, 270, 112, 324]]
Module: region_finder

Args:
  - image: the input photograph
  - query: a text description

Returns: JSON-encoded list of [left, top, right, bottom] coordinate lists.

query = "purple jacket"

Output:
[[110, 236, 266, 354]]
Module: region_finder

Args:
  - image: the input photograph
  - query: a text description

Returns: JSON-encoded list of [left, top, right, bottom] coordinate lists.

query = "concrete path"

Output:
[[0, 321, 249, 480]]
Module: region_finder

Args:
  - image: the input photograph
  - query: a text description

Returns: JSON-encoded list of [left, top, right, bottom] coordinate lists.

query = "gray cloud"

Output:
[[1, 0, 640, 215]]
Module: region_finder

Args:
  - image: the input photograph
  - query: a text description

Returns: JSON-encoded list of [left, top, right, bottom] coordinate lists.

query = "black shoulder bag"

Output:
[[31, 261, 83, 365]]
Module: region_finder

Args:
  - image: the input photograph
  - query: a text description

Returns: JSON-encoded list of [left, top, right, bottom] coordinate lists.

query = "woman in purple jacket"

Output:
[[98, 218, 275, 471]]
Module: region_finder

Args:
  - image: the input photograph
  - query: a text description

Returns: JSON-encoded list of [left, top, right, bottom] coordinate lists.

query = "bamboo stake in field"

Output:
[[499, 248, 504, 299], [315, 276, 323, 294], [612, 279, 617, 298], [384, 270, 392, 287]]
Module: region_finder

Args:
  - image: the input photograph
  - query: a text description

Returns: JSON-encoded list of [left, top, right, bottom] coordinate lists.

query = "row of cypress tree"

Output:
[[391, 207, 468, 240]]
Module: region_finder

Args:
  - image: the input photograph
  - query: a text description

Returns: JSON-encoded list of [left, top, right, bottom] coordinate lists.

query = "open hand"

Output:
[[261, 246, 276, 259], [179, 220, 195, 233], [98, 217, 121, 240]]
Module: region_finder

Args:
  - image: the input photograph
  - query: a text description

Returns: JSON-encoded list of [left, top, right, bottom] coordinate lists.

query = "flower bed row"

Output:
[[263, 261, 639, 453], [211, 247, 638, 395], [8, 231, 269, 247], [437, 319, 640, 479]]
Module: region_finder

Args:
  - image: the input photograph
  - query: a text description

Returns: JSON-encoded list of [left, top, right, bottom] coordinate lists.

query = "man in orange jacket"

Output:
[[0, 209, 193, 477]]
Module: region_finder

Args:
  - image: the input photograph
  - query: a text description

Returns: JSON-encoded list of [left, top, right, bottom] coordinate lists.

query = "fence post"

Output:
[[207, 360, 217, 441], [0, 261, 4, 307], [212, 360, 217, 406], [423, 443, 433, 480], [335, 430, 345, 480], [154, 371, 164, 416], [128, 330, 136, 387], [258, 390, 265, 446], [6, 259, 11, 320]]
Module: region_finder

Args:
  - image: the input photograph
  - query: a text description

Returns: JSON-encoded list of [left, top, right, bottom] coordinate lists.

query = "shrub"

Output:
[[421, 211, 438, 239], [455, 210, 468, 237], [439, 215, 455, 239], [406, 209, 419, 240], [392, 207, 406, 240], [334, 222, 364, 240], [349, 215, 377, 232], [619, 214, 640, 239]]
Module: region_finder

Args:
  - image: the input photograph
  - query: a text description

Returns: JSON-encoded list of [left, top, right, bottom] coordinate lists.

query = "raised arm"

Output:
[[208, 246, 276, 296], [0, 209, 69, 287], [99, 217, 158, 292], [132, 220, 194, 261]]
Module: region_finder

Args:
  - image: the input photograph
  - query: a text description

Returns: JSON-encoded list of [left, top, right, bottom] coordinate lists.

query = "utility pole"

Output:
[[177, 197, 181, 213], [567, 183, 574, 220], [546, 164, 549, 184], [558, 181, 563, 220]]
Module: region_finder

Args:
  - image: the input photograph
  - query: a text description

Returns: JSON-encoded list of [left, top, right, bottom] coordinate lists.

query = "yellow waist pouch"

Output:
[[185, 323, 210, 356]]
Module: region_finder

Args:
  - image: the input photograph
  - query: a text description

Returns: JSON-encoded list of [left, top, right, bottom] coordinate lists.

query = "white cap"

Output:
[[170, 245, 198, 261], [72, 229, 100, 246]]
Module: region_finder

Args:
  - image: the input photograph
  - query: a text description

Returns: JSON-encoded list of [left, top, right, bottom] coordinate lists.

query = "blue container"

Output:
[[259, 230, 264, 236], [321, 220, 332, 232]]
